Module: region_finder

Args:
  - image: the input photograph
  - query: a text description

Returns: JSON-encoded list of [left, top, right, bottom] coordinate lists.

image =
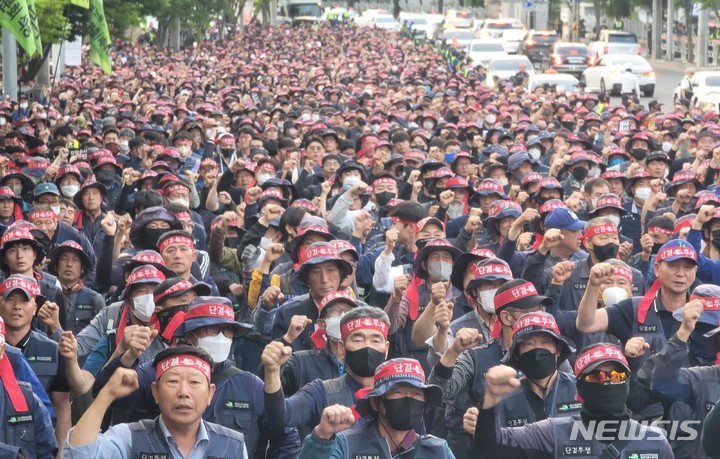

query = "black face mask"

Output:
[[651, 242, 664, 254], [157, 305, 186, 334], [381, 397, 425, 431], [631, 148, 647, 160], [97, 169, 116, 183], [225, 237, 240, 249], [562, 122, 575, 131], [570, 166, 589, 181], [592, 242, 619, 262], [415, 238, 431, 250], [375, 191, 396, 207], [712, 230, 720, 252], [139, 228, 169, 250], [221, 148, 234, 157], [516, 348, 557, 380], [344, 347, 385, 377], [577, 379, 629, 418], [393, 166, 405, 178]]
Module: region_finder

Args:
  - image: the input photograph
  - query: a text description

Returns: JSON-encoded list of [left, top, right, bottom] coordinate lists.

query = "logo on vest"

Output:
[[626, 453, 660, 459], [557, 402, 583, 412], [506, 418, 528, 427], [77, 304, 94, 310], [561, 445, 593, 456], [638, 325, 657, 333], [7, 415, 32, 425], [573, 283, 587, 290], [354, 455, 381, 459], [224, 400, 250, 410], [26, 355, 53, 362], [139, 454, 168, 459]]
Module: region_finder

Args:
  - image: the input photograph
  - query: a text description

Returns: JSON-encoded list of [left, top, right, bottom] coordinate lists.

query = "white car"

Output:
[[528, 73, 580, 93], [355, 9, 388, 27], [467, 39, 508, 67], [478, 18, 525, 39], [485, 55, 535, 88], [441, 29, 475, 49], [580, 54, 656, 97], [696, 93, 720, 112], [501, 29, 527, 54], [399, 13, 432, 38], [370, 14, 399, 31], [673, 71, 720, 105]]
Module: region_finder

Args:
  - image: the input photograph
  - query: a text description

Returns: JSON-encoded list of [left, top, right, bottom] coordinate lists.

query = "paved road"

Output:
[[605, 62, 685, 109]]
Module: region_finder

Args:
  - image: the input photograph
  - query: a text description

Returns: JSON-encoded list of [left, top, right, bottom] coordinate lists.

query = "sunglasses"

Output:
[[581, 370, 628, 385]]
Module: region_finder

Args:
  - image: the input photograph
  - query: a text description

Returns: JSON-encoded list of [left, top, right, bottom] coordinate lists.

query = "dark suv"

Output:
[[520, 30, 560, 64], [542, 43, 590, 76]]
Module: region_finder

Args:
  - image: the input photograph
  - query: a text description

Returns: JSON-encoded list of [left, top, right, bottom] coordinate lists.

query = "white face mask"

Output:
[[61, 185, 79, 198], [447, 200, 465, 220], [132, 294, 155, 323], [196, 333, 233, 363], [119, 140, 129, 151], [169, 198, 190, 208], [478, 288, 498, 314], [256, 173, 272, 185], [634, 187, 651, 202], [259, 236, 272, 250], [19, 103, 27, 109], [602, 287, 629, 307], [423, 121, 435, 131], [662, 141, 673, 152], [178, 145, 192, 158], [528, 148, 542, 161], [485, 114, 497, 125], [325, 313, 345, 341], [342, 176, 361, 187]]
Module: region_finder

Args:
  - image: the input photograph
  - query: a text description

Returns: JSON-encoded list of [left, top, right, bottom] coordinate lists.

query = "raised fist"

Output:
[[261, 340, 292, 373]]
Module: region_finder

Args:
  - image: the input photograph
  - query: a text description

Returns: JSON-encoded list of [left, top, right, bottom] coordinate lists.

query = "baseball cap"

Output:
[[544, 207, 586, 231]]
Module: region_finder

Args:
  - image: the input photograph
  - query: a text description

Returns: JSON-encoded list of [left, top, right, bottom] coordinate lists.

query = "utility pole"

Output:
[[697, 7, 708, 66], [666, 0, 673, 61], [652, 0, 661, 58], [2, 30, 18, 101]]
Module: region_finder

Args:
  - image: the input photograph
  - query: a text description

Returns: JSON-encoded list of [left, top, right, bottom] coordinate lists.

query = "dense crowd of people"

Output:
[[0, 19, 718, 458]]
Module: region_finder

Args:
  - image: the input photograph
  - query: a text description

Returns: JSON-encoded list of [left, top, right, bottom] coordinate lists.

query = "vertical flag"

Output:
[[88, 0, 112, 74], [26, 0, 42, 56], [0, 0, 37, 57]]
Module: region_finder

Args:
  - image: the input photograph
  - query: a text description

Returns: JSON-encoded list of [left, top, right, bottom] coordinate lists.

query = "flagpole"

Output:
[[49, 13, 70, 106], [2, 29, 18, 102]]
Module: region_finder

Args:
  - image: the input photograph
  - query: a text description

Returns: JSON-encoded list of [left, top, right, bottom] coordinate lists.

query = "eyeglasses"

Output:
[[581, 370, 628, 384], [198, 325, 234, 339]]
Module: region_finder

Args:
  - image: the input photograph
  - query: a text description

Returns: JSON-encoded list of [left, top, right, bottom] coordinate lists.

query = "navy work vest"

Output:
[[129, 416, 246, 458]]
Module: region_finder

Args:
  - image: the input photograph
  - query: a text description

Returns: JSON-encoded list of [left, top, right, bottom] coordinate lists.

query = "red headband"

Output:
[[175, 211, 191, 221], [512, 312, 560, 336], [657, 246, 697, 262], [372, 177, 397, 187], [156, 354, 212, 381], [392, 217, 417, 226], [472, 263, 512, 279], [127, 267, 164, 284], [494, 282, 539, 311], [340, 317, 388, 340], [584, 224, 618, 239], [648, 226, 673, 235], [0, 278, 41, 298], [159, 235, 194, 253], [155, 279, 193, 303], [185, 303, 235, 321], [690, 295, 720, 311], [574, 345, 628, 376], [612, 266, 633, 283], [163, 183, 190, 196], [27, 210, 57, 222]]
